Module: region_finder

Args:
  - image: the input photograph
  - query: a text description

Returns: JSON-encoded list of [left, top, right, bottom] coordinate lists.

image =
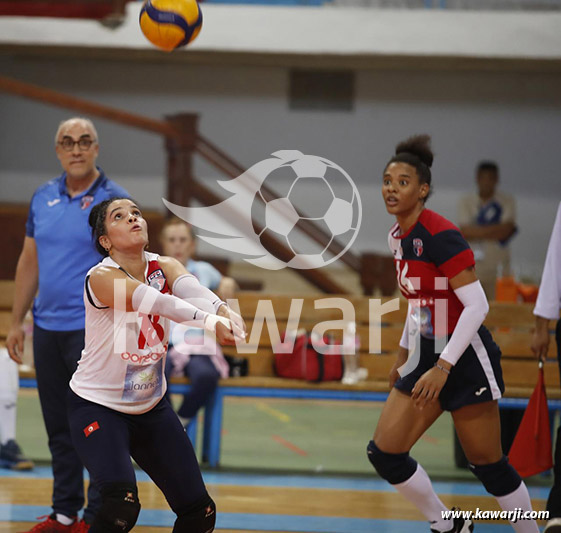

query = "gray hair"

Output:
[[54, 117, 99, 145]]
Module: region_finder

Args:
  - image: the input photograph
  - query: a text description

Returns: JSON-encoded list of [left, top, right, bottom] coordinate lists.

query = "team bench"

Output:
[[2, 285, 561, 468], [166, 293, 561, 467]]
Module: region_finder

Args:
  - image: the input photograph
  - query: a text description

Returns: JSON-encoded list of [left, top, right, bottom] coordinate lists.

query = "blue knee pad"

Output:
[[367, 440, 417, 485], [469, 456, 521, 496]]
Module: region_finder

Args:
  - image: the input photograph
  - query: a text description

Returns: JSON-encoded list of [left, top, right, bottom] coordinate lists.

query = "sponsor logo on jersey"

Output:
[[413, 238, 423, 257], [147, 269, 165, 291], [47, 198, 61, 207], [83, 421, 100, 437], [120, 346, 167, 365], [81, 195, 94, 210], [419, 306, 434, 337], [122, 359, 163, 402]]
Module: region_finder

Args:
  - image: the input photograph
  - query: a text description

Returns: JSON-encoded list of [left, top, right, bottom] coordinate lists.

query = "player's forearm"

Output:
[[439, 281, 489, 366], [396, 345, 408, 363], [460, 223, 514, 241], [489, 222, 516, 241], [10, 252, 38, 326], [131, 284, 232, 336], [534, 315, 551, 335], [459, 225, 487, 240], [399, 305, 411, 350], [172, 274, 225, 313], [132, 283, 208, 326]]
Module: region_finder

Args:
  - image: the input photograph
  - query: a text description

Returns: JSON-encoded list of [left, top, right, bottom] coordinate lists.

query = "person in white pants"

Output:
[[0, 348, 34, 470]]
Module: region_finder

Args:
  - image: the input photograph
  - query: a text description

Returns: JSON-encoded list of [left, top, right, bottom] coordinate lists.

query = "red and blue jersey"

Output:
[[388, 209, 475, 338]]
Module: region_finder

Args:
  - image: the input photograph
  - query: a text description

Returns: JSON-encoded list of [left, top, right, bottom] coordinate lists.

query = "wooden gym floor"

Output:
[[2, 394, 552, 532], [0, 466, 550, 532]]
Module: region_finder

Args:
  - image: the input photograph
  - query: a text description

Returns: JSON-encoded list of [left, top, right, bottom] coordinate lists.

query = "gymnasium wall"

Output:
[[1, 53, 560, 281]]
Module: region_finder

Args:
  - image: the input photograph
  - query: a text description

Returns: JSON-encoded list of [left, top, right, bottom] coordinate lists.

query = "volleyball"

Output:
[[139, 0, 202, 52]]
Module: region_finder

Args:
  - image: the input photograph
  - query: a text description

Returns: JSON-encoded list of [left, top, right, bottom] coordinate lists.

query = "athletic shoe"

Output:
[[0, 439, 34, 470], [19, 515, 75, 532], [71, 519, 90, 533], [544, 518, 561, 532], [431, 508, 474, 533]]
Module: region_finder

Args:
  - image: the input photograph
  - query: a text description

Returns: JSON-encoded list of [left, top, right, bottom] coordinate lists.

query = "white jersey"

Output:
[[70, 251, 171, 414]]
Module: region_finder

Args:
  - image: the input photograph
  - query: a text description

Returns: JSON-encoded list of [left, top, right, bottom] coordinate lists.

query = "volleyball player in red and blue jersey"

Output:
[[367, 136, 538, 533]]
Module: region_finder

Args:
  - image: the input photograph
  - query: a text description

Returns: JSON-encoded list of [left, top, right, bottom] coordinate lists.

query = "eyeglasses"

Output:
[[57, 137, 96, 152]]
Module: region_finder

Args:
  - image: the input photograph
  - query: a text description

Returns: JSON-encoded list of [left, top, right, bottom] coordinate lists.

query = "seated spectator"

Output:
[[457, 162, 521, 469], [458, 161, 517, 299], [160, 218, 238, 427]]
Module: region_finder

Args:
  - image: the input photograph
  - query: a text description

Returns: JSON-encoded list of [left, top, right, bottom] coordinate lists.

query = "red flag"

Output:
[[508, 365, 553, 477]]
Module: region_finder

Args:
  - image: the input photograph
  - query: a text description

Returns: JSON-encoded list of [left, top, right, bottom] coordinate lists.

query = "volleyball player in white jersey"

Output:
[[67, 197, 244, 533]]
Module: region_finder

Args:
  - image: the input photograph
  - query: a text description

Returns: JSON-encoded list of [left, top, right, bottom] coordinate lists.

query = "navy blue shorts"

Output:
[[66, 389, 208, 514], [394, 325, 505, 412]]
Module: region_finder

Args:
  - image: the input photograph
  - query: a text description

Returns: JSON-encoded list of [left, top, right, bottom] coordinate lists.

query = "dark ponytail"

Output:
[[386, 134, 434, 202], [88, 197, 130, 256]]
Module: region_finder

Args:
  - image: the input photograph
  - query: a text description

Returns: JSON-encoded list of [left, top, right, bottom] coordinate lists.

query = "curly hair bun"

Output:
[[395, 134, 433, 168]]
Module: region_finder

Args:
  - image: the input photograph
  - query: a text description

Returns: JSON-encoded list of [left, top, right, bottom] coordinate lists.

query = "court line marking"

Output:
[[255, 401, 291, 422], [0, 467, 551, 499], [272, 434, 308, 456]]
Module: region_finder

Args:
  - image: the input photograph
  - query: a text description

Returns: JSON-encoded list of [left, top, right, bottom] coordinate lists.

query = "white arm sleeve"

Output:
[[439, 280, 489, 366], [534, 202, 561, 320], [172, 274, 225, 313], [399, 306, 411, 350], [131, 284, 230, 333]]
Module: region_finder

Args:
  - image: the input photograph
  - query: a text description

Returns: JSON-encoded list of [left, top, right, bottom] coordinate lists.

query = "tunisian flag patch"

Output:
[[84, 421, 100, 437]]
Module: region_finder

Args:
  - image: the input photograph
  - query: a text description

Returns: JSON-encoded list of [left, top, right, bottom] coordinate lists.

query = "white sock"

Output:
[[495, 482, 539, 533], [0, 349, 18, 444], [55, 514, 75, 526], [393, 463, 453, 532]]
